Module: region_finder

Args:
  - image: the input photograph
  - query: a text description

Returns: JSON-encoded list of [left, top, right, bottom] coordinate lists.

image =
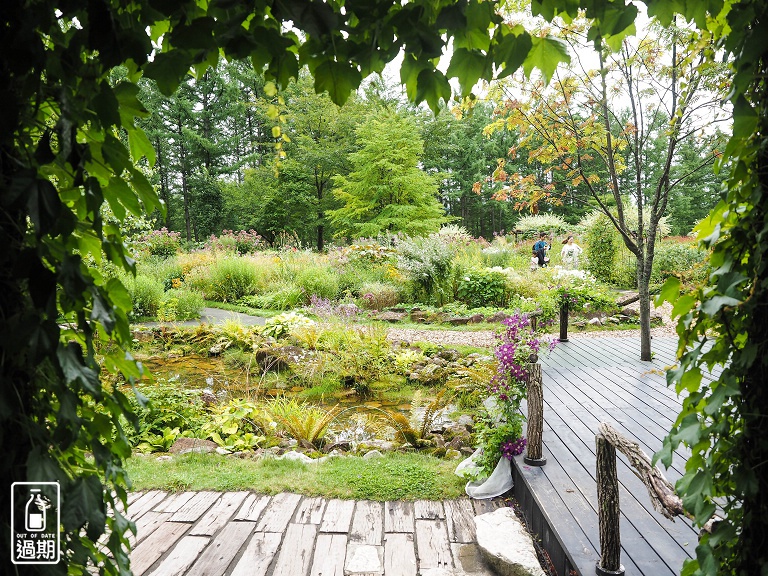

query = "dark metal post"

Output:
[[559, 301, 569, 342]]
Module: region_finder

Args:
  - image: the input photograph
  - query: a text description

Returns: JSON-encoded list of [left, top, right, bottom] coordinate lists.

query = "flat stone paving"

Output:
[[127, 491, 505, 576]]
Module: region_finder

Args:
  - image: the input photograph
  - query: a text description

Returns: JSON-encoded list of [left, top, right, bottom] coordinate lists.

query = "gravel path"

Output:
[[386, 301, 677, 348]]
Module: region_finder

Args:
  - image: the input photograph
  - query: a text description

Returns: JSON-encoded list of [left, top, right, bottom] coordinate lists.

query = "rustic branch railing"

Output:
[[595, 422, 719, 576], [524, 360, 546, 466]]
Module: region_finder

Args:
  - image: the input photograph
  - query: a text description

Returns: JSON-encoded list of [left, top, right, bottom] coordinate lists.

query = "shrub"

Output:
[[242, 284, 306, 310], [295, 266, 340, 300], [358, 282, 401, 310], [126, 274, 164, 318], [436, 224, 473, 247], [261, 311, 316, 339], [480, 245, 514, 268], [547, 269, 617, 313], [141, 227, 182, 258], [207, 229, 264, 255], [514, 213, 570, 237], [457, 269, 510, 308], [177, 251, 216, 278], [580, 208, 672, 287], [397, 234, 455, 306], [202, 399, 269, 452], [582, 212, 619, 283], [651, 241, 709, 286], [205, 257, 259, 302], [163, 289, 204, 320], [127, 380, 209, 452]]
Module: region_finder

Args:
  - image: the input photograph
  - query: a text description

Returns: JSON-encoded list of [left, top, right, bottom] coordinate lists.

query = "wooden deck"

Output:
[[126, 491, 504, 575], [513, 335, 703, 576]]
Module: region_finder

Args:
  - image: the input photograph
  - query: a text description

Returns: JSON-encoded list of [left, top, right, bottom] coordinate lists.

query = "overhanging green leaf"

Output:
[[313, 60, 362, 106], [522, 36, 570, 83]]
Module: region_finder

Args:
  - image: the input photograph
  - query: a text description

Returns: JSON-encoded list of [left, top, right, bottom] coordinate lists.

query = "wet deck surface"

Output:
[[127, 491, 505, 575], [513, 335, 705, 576]]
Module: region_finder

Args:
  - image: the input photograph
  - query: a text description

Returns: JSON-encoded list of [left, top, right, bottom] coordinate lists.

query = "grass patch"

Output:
[[125, 452, 466, 500], [205, 300, 283, 318]]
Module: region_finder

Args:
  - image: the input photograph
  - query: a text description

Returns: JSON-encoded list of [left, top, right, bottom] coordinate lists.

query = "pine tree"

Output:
[[328, 110, 450, 238]]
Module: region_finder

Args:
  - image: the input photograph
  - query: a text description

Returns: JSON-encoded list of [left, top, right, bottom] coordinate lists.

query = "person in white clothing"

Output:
[[560, 235, 583, 269]]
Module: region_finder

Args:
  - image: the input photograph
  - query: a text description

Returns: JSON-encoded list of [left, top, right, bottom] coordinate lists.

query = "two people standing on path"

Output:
[[530, 232, 584, 270]]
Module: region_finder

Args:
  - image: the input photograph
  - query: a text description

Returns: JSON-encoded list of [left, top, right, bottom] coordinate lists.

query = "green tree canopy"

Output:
[[328, 111, 451, 238]]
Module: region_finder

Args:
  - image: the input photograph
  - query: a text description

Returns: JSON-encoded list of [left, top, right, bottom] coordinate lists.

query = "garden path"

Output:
[[126, 491, 505, 575], [140, 307, 268, 328]]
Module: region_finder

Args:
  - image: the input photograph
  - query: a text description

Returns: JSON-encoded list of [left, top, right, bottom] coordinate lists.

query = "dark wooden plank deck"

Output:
[[513, 335, 705, 576], [127, 492, 504, 575]]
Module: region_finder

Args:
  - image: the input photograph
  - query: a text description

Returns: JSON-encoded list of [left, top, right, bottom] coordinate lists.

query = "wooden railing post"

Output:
[[559, 301, 569, 342], [596, 432, 624, 576], [524, 361, 546, 466]]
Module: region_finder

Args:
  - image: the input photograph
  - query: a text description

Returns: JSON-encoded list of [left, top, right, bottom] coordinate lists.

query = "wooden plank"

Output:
[[309, 533, 347, 576], [294, 496, 326, 524], [543, 396, 696, 571], [539, 416, 658, 574], [235, 493, 270, 522], [147, 535, 209, 576], [127, 492, 143, 505], [271, 523, 318, 576], [349, 501, 384, 545], [153, 491, 196, 514], [344, 543, 384, 576], [384, 501, 414, 533], [130, 520, 189, 576], [229, 532, 283, 576], [513, 456, 606, 573], [383, 533, 417, 576], [255, 492, 302, 532], [169, 491, 220, 523], [185, 521, 256, 576], [132, 511, 171, 545], [414, 519, 453, 570], [471, 499, 503, 515], [414, 500, 444, 520], [190, 491, 249, 536], [444, 500, 476, 543], [128, 491, 168, 521], [319, 499, 356, 533]]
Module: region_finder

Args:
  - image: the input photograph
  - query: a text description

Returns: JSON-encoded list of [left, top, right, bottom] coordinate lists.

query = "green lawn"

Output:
[[126, 451, 467, 501]]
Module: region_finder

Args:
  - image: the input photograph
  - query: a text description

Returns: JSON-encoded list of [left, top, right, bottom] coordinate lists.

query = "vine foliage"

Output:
[[0, 1, 576, 573]]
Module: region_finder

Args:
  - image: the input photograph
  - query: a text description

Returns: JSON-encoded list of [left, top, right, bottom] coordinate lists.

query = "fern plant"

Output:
[[385, 390, 449, 447], [266, 398, 340, 449]]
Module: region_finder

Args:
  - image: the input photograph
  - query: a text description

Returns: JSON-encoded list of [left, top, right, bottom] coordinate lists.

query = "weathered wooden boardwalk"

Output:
[[513, 335, 703, 576], [127, 491, 504, 575]]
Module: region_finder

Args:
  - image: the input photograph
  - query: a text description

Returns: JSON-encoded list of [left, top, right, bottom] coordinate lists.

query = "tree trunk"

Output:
[[524, 363, 546, 465], [155, 137, 171, 228], [316, 171, 325, 252], [637, 254, 652, 361], [178, 115, 192, 242], [596, 433, 623, 573]]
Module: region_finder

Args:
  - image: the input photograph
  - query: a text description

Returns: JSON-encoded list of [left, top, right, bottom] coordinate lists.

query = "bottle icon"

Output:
[[25, 489, 46, 532]]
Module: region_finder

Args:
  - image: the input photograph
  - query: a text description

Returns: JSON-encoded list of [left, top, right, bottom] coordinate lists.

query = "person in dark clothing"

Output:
[[532, 232, 549, 267]]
